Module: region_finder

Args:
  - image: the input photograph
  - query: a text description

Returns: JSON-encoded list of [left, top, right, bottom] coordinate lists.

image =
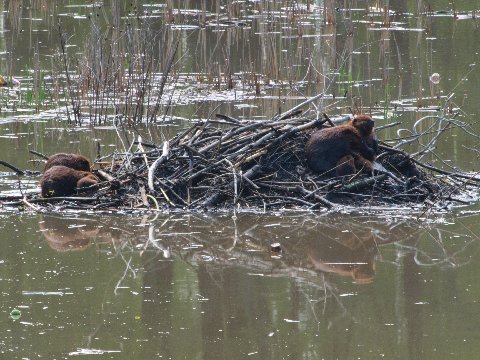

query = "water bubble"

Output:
[[430, 73, 441, 84]]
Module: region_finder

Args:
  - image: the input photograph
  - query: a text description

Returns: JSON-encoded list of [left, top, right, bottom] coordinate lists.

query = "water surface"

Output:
[[0, 1, 480, 359], [2, 210, 480, 359]]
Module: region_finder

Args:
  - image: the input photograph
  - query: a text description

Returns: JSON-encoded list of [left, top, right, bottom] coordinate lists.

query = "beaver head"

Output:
[[351, 115, 375, 137]]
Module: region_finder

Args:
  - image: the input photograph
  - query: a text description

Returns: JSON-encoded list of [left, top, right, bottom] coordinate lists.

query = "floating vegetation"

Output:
[[9, 308, 21, 320]]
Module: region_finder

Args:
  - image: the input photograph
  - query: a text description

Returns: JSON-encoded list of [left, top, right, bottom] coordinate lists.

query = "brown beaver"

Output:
[[305, 115, 378, 176], [40, 165, 98, 197], [44, 153, 92, 172], [335, 154, 356, 176]]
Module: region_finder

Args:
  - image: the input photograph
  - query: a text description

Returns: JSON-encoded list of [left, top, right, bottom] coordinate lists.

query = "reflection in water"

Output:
[[38, 213, 458, 287], [306, 229, 378, 284], [404, 241, 424, 360], [24, 211, 480, 358], [38, 213, 415, 284], [142, 250, 175, 358], [39, 215, 121, 252]]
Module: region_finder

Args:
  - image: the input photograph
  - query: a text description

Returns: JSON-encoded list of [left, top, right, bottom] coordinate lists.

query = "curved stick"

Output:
[[148, 141, 170, 192]]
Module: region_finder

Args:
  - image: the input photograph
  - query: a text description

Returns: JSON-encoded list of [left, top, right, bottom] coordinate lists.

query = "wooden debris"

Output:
[[3, 109, 479, 212]]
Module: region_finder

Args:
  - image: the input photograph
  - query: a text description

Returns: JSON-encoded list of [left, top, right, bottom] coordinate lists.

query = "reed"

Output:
[[54, 3, 178, 125], [39, 0, 432, 128]]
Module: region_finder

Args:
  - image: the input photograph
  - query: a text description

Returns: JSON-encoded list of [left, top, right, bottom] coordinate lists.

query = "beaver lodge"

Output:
[[2, 104, 480, 213]]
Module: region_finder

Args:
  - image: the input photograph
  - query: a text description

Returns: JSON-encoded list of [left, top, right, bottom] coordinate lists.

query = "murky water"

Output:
[[1, 1, 480, 358], [3, 211, 480, 358]]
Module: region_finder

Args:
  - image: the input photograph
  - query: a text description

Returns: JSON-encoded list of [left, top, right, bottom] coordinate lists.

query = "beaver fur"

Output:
[[44, 153, 91, 172], [305, 115, 378, 176], [40, 165, 98, 197], [335, 155, 356, 176]]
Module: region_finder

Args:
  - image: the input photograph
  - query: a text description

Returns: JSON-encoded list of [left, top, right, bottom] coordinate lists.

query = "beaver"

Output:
[[335, 154, 356, 176], [44, 153, 92, 172], [305, 115, 378, 176], [40, 165, 98, 197]]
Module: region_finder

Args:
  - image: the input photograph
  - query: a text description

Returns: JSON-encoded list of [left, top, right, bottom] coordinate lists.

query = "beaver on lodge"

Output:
[[44, 153, 92, 172], [40, 165, 98, 198], [305, 114, 378, 176]]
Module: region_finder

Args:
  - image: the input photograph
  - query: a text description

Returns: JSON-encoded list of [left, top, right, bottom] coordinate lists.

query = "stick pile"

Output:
[[10, 110, 478, 213]]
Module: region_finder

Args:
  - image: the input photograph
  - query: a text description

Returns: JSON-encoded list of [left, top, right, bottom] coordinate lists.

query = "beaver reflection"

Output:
[[306, 229, 377, 284], [39, 215, 118, 252]]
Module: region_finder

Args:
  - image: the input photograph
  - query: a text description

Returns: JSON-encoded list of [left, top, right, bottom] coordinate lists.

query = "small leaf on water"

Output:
[[10, 308, 21, 320]]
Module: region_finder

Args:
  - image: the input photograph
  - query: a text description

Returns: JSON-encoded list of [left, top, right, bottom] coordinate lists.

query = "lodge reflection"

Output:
[[38, 214, 414, 284], [141, 251, 175, 359], [37, 213, 476, 359], [133, 216, 424, 359]]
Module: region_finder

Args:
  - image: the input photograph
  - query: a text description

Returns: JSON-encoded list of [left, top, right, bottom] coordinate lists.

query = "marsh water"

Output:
[[1, 1, 480, 359]]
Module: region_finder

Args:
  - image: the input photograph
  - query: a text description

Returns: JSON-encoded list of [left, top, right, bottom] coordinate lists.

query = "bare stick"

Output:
[[202, 165, 263, 208], [0, 161, 25, 175], [275, 93, 324, 121], [21, 196, 42, 212], [96, 169, 115, 182], [148, 141, 170, 192], [29, 150, 49, 160], [295, 186, 335, 209]]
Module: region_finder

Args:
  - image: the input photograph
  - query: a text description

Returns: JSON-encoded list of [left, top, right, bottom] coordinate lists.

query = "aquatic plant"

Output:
[[55, 3, 178, 125]]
